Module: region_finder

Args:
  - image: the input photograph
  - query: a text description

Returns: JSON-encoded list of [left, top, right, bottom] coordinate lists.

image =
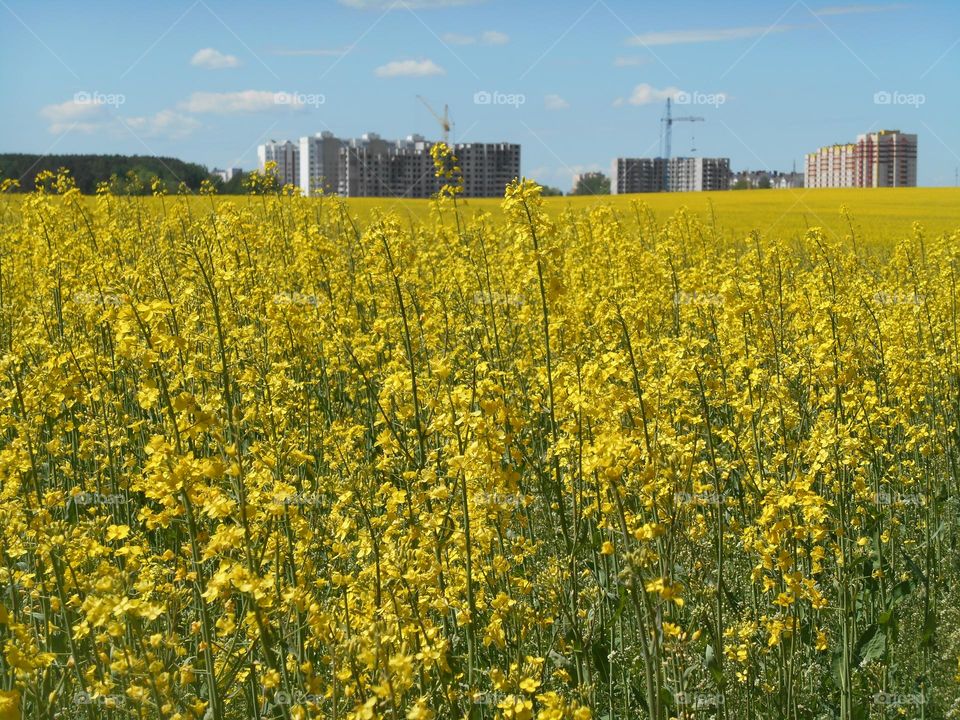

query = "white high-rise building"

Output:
[[299, 132, 343, 196], [257, 140, 299, 187], [805, 144, 857, 188]]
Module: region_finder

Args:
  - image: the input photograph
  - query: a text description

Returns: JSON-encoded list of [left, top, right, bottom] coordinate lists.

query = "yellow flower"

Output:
[[105, 524, 130, 542], [0, 691, 20, 720]]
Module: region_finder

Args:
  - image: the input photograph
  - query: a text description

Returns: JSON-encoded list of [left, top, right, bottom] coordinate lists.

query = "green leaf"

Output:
[[705, 644, 724, 686], [888, 579, 915, 608], [921, 611, 937, 648], [854, 624, 886, 664]]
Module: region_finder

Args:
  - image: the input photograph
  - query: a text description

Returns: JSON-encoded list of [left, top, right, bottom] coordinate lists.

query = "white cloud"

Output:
[[124, 110, 200, 139], [340, 0, 479, 8], [375, 59, 445, 77], [179, 90, 297, 113], [544, 94, 569, 111], [40, 100, 200, 139], [628, 25, 793, 46], [614, 56, 650, 67], [40, 99, 111, 134], [614, 83, 684, 107], [813, 3, 906, 15], [480, 30, 509, 45], [190, 48, 240, 69]]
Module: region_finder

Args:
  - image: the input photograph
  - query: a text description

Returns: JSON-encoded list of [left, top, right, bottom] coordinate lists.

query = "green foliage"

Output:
[[0, 154, 213, 194], [572, 173, 611, 195]]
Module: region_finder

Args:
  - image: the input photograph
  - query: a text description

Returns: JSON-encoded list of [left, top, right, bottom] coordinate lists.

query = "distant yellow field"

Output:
[[345, 186, 960, 241], [4, 186, 958, 245]]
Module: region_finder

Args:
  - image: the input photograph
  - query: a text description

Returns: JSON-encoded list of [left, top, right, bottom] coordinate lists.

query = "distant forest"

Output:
[[0, 154, 248, 194]]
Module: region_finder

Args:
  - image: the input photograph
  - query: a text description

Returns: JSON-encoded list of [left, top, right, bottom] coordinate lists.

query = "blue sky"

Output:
[[1, 0, 958, 188]]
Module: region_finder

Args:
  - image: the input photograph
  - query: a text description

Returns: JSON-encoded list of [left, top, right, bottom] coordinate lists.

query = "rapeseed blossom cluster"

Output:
[[0, 171, 958, 718]]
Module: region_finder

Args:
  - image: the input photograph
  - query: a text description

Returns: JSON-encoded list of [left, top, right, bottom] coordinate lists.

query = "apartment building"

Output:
[[855, 130, 917, 187], [256, 140, 299, 187], [281, 133, 520, 198], [613, 156, 729, 193], [805, 144, 857, 188], [458, 142, 520, 197], [806, 130, 916, 188], [299, 131, 343, 195], [613, 158, 665, 194]]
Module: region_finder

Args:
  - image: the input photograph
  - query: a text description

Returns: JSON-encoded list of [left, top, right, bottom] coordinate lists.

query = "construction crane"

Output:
[[661, 97, 704, 191], [417, 95, 451, 144]]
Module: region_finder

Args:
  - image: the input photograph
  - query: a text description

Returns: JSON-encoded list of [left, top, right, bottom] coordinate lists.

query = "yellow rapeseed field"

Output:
[[1, 160, 959, 720]]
